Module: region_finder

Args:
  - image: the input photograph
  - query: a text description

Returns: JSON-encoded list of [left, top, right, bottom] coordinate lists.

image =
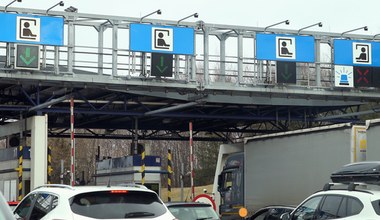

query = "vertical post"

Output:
[[60, 160, 64, 184], [54, 46, 60, 75], [141, 144, 145, 185], [67, 19, 75, 73], [47, 146, 52, 184], [70, 97, 75, 186], [219, 34, 227, 82], [30, 115, 48, 189], [167, 148, 172, 202], [190, 30, 197, 81], [237, 31, 243, 84], [189, 121, 195, 200], [42, 46, 47, 69], [97, 25, 105, 75], [330, 40, 335, 85], [180, 162, 184, 201], [17, 146, 23, 201], [203, 27, 209, 85], [112, 21, 118, 77], [315, 38, 321, 87], [175, 55, 180, 80], [6, 43, 11, 67]]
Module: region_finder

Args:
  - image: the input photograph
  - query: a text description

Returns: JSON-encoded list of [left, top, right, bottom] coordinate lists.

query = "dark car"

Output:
[[248, 205, 294, 220], [166, 202, 220, 220]]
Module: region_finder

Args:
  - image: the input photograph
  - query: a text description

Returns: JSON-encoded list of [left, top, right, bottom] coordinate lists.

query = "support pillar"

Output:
[[30, 115, 48, 189]]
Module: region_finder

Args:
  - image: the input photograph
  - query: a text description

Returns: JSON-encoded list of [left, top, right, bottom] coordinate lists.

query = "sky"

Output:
[[12, 0, 380, 36]]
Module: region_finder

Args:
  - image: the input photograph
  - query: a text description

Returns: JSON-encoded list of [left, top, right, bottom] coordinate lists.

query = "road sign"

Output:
[[334, 39, 380, 67], [151, 53, 173, 77], [0, 12, 64, 46], [15, 44, 40, 70], [354, 66, 372, 87], [256, 33, 315, 62], [334, 65, 354, 88], [276, 61, 296, 84], [130, 23, 194, 55], [192, 194, 216, 211]]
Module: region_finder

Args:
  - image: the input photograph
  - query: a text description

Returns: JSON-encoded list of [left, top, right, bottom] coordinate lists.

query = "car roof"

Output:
[[255, 205, 295, 210], [165, 202, 212, 207], [30, 184, 156, 197], [308, 188, 380, 199]]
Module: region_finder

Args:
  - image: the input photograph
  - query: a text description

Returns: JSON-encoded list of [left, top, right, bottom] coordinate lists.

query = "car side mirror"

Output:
[[280, 212, 290, 220]]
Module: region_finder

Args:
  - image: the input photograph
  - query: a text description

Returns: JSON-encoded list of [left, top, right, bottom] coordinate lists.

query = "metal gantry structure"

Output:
[[0, 6, 379, 142]]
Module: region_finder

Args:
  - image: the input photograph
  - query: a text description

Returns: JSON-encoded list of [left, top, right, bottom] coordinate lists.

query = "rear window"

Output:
[[70, 190, 167, 219], [168, 205, 219, 220]]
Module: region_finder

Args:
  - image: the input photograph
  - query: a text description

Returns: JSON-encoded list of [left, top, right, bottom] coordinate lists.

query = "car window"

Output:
[[168, 205, 219, 220], [344, 196, 363, 217], [30, 193, 58, 219], [317, 195, 342, 219], [371, 200, 380, 215], [292, 196, 323, 220], [250, 209, 268, 220], [266, 208, 288, 220], [14, 193, 37, 219], [70, 190, 167, 219], [316, 195, 363, 219]]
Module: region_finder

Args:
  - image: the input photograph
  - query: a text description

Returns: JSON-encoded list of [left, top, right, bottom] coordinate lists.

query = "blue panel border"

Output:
[[0, 12, 64, 46], [256, 33, 315, 63], [334, 39, 380, 67], [130, 23, 194, 55]]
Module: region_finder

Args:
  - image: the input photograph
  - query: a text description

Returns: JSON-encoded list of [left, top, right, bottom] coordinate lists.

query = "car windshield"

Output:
[[168, 205, 220, 220], [70, 190, 167, 219]]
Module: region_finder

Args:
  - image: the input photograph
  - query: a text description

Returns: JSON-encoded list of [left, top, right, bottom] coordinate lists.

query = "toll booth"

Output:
[[94, 155, 164, 196], [0, 146, 31, 201]]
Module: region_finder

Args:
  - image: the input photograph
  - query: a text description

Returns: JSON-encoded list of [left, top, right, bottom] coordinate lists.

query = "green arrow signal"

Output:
[[20, 47, 36, 66], [281, 63, 292, 80], [156, 56, 168, 73]]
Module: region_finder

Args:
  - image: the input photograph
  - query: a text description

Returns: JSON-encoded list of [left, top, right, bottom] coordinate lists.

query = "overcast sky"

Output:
[[14, 0, 379, 36]]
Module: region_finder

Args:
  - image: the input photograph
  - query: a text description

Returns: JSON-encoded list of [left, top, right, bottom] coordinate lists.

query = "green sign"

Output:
[[151, 53, 173, 77], [15, 44, 40, 70]]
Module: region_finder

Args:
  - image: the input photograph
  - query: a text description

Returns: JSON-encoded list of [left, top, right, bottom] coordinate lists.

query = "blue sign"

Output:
[[256, 33, 315, 62], [130, 23, 194, 55], [334, 39, 380, 67], [0, 12, 64, 46]]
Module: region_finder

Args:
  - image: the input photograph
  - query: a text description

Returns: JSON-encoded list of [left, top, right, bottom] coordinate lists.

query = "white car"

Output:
[[13, 184, 177, 220], [0, 191, 15, 220], [281, 182, 380, 220]]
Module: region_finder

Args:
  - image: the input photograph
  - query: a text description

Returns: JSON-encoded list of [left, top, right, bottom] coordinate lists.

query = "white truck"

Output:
[[213, 123, 372, 220]]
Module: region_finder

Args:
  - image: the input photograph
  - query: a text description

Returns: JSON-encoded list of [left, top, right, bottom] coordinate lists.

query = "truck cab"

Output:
[[218, 152, 244, 219]]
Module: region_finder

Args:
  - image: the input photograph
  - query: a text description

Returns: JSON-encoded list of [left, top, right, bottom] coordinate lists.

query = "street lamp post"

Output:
[[264, 19, 289, 32], [298, 22, 323, 35], [139, 9, 161, 23], [64, 6, 78, 13], [176, 13, 198, 79], [341, 26, 368, 38], [177, 13, 198, 26], [5, 0, 21, 12], [46, 1, 64, 15], [373, 33, 380, 40]]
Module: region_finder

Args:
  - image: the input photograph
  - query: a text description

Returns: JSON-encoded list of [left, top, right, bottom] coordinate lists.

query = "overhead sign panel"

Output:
[[130, 23, 194, 55], [334, 39, 380, 67], [0, 12, 63, 46], [256, 33, 315, 62]]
